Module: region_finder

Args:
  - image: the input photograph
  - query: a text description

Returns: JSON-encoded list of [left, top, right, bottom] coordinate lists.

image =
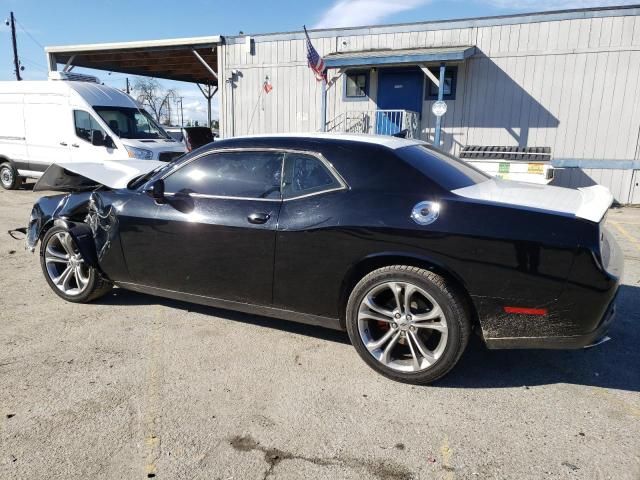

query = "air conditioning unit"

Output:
[[48, 71, 100, 83]]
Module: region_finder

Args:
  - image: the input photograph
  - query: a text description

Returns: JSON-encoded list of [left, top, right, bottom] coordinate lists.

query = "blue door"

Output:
[[376, 69, 423, 135]]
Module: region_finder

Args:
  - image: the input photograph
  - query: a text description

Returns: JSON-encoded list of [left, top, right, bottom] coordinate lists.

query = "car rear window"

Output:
[[396, 145, 490, 191]]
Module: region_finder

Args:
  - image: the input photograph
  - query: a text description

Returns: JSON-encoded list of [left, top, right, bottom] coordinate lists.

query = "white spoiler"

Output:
[[452, 179, 613, 223], [574, 185, 614, 223]]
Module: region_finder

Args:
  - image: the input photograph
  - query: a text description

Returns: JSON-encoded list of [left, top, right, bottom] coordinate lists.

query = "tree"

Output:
[[132, 78, 176, 123]]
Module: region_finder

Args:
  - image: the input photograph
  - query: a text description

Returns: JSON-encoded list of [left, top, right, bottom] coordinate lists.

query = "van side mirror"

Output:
[[104, 135, 115, 149], [146, 179, 166, 204], [91, 130, 105, 146]]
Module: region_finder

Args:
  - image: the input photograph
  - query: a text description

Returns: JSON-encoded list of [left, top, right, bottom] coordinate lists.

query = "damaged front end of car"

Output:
[[25, 159, 164, 271]]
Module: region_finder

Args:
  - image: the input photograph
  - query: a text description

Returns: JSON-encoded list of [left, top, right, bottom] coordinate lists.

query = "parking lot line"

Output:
[[609, 221, 640, 253]]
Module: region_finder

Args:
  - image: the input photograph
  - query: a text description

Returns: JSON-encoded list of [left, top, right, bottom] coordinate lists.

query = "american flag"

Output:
[[304, 26, 326, 82]]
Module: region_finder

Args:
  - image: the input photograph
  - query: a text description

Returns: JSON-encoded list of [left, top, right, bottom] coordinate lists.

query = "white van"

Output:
[[0, 73, 186, 189]]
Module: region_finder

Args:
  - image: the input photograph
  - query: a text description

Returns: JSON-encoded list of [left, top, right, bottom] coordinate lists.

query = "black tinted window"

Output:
[[396, 145, 489, 191], [164, 151, 283, 199], [74, 110, 106, 143], [282, 153, 341, 198]]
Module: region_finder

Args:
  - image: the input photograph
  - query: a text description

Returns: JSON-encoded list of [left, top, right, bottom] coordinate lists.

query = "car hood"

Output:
[[452, 179, 613, 223], [33, 160, 165, 192]]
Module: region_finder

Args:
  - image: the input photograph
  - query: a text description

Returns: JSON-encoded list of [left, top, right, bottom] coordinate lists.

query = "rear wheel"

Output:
[[0, 162, 21, 190], [346, 265, 470, 384], [40, 226, 112, 303]]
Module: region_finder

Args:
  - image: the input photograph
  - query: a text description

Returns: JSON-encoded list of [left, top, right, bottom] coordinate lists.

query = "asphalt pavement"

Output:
[[0, 184, 638, 479]]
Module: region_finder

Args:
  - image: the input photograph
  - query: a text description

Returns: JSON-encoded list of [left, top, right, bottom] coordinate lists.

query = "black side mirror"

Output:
[[146, 179, 166, 204], [104, 135, 115, 149], [91, 130, 105, 146]]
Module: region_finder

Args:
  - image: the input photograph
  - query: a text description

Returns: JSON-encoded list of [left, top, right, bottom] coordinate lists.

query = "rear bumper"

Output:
[[485, 294, 617, 349]]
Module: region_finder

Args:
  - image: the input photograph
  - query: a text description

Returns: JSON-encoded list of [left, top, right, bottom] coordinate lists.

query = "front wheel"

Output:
[[0, 162, 21, 190], [346, 265, 471, 385], [40, 226, 112, 303]]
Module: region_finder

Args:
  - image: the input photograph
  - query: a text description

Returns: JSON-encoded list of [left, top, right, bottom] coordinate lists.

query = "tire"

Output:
[[346, 265, 471, 385], [39, 226, 112, 303], [0, 162, 21, 190]]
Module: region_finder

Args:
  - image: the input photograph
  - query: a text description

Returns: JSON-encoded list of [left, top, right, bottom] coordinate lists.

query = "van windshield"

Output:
[[93, 106, 171, 140]]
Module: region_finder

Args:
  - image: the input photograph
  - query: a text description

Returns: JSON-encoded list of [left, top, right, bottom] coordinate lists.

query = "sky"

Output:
[[1, 0, 636, 124]]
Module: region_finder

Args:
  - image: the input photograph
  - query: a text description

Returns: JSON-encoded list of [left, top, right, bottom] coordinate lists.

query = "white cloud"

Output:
[[478, 0, 637, 9], [314, 0, 431, 29]]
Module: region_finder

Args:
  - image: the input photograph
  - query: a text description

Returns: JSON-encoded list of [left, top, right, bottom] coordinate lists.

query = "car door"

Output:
[[70, 110, 118, 162], [118, 149, 284, 306], [23, 94, 72, 172]]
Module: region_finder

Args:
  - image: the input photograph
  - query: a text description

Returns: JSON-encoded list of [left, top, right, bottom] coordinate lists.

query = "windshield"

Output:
[[396, 144, 490, 191], [93, 106, 171, 140]]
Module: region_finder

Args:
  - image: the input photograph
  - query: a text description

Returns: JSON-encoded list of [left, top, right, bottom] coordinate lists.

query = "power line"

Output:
[[20, 57, 48, 73], [15, 19, 45, 49]]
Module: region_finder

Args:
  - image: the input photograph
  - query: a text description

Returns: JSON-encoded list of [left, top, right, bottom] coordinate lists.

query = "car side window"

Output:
[[282, 152, 342, 199], [73, 110, 106, 143], [164, 151, 284, 199]]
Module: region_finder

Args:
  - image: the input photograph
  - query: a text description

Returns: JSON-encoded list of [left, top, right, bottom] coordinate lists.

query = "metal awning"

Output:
[[45, 36, 221, 85], [324, 45, 476, 68]]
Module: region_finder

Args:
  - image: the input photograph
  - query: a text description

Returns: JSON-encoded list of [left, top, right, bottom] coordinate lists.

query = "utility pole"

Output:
[[8, 12, 21, 81], [197, 83, 218, 128], [125, 77, 130, 94], [176, 97, 184, 126]]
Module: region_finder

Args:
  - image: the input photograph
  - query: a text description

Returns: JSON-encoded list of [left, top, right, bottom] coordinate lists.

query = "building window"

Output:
[[425, 66, 458, 101], [344, 71, 369, 100]]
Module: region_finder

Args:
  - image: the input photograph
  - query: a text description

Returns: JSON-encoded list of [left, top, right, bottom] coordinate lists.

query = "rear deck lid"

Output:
[[452, 178, 613, 223]]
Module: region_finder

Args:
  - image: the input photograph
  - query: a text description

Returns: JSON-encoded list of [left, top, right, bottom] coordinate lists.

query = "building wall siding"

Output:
[[220, 10, 640, 202]]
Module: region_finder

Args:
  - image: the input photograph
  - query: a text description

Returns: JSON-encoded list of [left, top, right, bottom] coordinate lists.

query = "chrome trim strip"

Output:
[[115, 281, 343, 331], [159, 147, 350, 202], [164, 192, 280, 202]]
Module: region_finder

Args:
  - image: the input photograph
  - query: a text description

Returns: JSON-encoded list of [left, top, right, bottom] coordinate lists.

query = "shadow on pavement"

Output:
[[98, 288, 351, 345], [98, 284, 640, 392], [439, 284, 640, 392]]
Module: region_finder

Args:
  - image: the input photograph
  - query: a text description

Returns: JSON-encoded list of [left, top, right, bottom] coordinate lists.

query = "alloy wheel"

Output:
[[44, 231, 91, 296], [357, 281, 448, 373]]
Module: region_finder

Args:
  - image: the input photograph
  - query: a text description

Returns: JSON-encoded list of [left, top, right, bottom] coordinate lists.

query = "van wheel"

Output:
[[0, 162, 21, 190]]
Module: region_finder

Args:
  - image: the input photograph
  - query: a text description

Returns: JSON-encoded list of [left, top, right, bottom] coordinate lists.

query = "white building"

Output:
[[218, 5, 640, 202], [43, 5, 640, 202]]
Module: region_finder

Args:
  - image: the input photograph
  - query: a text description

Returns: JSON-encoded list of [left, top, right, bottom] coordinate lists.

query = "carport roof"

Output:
[[45, 36, 221, 85], [324, 45, 476, 68]]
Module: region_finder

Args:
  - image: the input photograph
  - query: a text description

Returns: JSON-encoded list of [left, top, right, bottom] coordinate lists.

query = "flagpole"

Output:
[[321, 78, 327, 132]]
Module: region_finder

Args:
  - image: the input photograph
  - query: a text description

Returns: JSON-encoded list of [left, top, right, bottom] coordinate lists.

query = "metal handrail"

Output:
[[326, 109, 420, 138]]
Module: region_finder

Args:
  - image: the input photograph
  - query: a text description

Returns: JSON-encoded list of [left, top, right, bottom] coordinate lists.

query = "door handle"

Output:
[[247, 212, 270, 224], [71, 143, 79, 148], [59, 142, 68, 146]]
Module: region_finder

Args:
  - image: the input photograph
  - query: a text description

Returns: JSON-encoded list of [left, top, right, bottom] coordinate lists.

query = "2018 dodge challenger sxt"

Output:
[[25, 134, 623, 384]]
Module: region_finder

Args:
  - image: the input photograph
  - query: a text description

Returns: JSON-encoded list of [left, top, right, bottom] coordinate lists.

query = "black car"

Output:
[[26, 134, 623, 384], [165, 126, 215, 152]]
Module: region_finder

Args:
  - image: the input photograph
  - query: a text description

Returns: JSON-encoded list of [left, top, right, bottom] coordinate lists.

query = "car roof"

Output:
[[232, 132, 425, 150]]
